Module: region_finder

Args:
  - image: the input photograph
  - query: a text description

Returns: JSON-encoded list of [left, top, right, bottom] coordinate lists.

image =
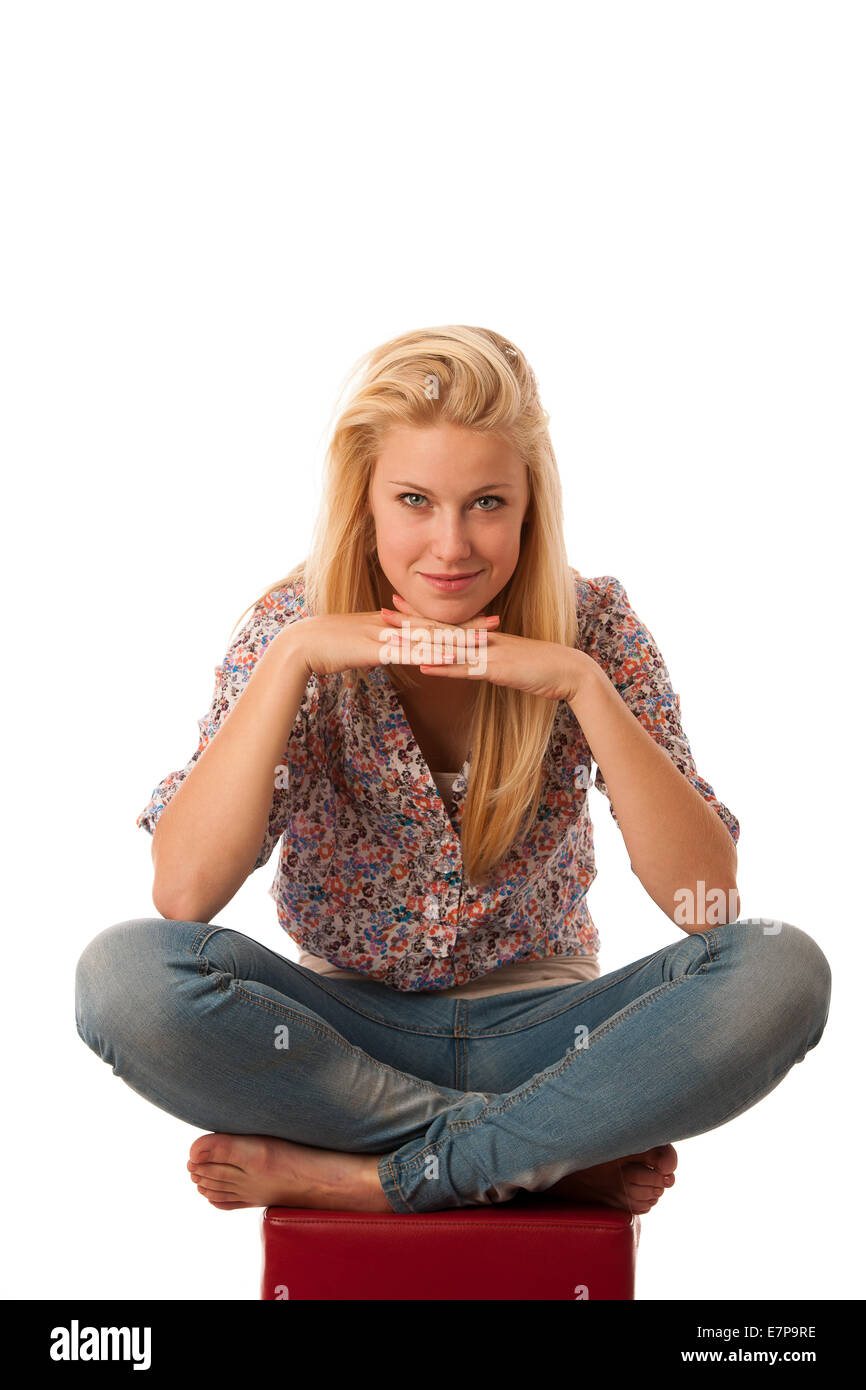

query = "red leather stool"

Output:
[[261, 1195, 641, 1300]]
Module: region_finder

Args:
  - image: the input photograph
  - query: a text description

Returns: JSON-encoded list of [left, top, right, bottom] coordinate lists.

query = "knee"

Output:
[[786, 923, 832, 1047], [727, 918, 832, 1051], [74, 917, 197, 1059]]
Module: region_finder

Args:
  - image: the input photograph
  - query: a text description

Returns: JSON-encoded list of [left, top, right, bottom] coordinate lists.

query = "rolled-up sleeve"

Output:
[[579, 575, 740, 847], [136, 584, 318, 871]]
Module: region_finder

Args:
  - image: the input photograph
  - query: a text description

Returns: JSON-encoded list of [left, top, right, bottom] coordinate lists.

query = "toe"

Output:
[[634, 1143, 678, 1178], [193, 1133, 259, 1168], [193, 1161, 242, 1181], [622, 1161, 664, 1191], [629, 1197, 656, 1214], [189, 1135, 216, 1164], [650, 1143, 678, 1175]]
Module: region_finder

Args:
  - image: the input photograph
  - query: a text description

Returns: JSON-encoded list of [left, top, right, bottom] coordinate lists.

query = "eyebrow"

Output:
[[388, 480, 517, 493]]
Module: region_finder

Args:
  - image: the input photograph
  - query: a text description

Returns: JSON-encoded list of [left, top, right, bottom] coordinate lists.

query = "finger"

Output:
[[389, 598, 425, 621], [418, 662, 486, 677], [380, 610, 499, 637], [379, 608, 430, 629], [382, 606, 499, 630]]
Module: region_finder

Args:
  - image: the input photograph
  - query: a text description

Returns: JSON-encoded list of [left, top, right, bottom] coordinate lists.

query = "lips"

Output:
[[419, 570, 482, 592]]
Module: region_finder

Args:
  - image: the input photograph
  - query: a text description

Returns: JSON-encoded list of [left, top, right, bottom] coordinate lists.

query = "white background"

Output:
[[2, 0, 862, 1302]]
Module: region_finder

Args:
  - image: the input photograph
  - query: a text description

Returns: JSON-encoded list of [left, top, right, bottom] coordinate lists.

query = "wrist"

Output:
[[564, 649, 603, 707], [271, 619, 313, 678]]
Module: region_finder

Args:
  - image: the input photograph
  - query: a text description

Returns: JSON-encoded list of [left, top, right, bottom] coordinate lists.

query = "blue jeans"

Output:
[[74, 916, 831, 1213]]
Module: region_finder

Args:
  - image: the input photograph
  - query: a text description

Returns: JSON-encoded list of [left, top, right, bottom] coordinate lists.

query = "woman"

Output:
[[75, 324, 831, 1217]]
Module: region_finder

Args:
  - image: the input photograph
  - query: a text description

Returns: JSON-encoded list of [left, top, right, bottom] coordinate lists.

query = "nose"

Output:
[[427, 510, 475, 562]]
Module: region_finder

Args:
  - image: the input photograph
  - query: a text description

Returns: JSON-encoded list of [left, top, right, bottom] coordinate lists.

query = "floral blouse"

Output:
[[136, 570, 740, 993]]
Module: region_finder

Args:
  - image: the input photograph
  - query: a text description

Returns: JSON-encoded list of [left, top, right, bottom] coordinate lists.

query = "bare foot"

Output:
[[187, 1133, 392, 1212], [544, 1143, 678, 1215]]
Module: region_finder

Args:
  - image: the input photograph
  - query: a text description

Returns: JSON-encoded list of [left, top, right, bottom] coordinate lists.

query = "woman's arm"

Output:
[[567, 653, 739, 929], [151, 625, 311, 923]]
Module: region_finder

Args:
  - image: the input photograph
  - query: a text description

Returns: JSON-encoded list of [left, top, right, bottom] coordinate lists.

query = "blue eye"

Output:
[[396, 493, 506, 511]]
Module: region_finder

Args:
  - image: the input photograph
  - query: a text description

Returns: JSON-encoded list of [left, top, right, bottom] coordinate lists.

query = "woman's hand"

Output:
[[382, 593, 591, 704], [278, 606, 503, 682]]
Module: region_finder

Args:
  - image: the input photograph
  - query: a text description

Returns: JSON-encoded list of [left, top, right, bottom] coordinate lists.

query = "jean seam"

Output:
[[217, 977, 454, 1100], [189, 925, 228, 959], [457, 938, 712, 1040], [187, 927, 459, 1041], [384, 1157, 416, 1213], [292, 979, 458, 1038], [390, 977, 691, 1178], [694, 927, 722, 963]]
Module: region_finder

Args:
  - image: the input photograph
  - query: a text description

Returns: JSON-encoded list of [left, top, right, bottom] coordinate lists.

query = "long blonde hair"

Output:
[[233, 324, 580, 887]]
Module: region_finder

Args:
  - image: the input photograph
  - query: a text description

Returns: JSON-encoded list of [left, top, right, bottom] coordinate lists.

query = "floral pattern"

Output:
[[137, 570, 739, 992]]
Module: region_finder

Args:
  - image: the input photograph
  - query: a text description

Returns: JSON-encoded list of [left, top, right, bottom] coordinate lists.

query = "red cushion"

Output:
[[261, 1195, 640, 1300]]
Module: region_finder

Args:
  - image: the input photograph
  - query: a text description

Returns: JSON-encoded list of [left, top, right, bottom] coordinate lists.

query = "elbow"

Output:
[[151, 880, 213, 925], [671, 879, 740, 933]]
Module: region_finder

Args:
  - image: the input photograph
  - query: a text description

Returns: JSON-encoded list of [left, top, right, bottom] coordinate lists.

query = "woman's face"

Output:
[[366, 422, 530, 620]]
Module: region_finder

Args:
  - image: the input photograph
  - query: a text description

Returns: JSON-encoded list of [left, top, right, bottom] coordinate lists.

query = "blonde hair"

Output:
[[233, 324, 580, 888]]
